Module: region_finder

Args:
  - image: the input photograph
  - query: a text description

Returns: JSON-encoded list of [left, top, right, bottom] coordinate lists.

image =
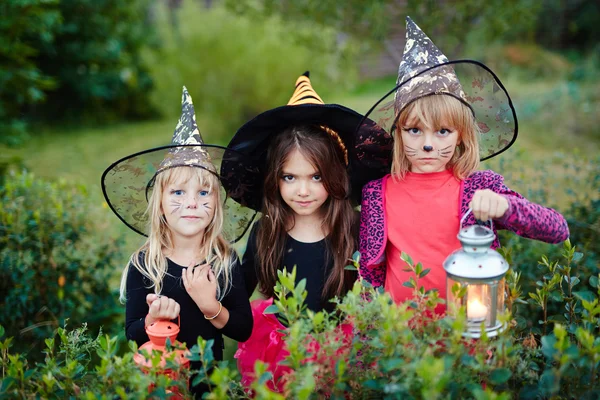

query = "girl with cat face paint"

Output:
[[357, 17, 569, 311]]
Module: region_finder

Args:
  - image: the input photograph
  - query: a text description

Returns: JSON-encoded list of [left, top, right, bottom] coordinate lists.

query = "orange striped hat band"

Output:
[[287, 74, 348, 165]]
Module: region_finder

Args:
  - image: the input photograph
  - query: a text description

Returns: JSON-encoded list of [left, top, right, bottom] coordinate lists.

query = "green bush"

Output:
[[0, 324, 190, 398], [146, 0, 356, 143], [37, 0, 156, 123], [3, 243, 598, 398], [243, 244, 600, 398], [483, 152, 600, 334], [0, 323, 246, 398], [0, 172, 125, 356]]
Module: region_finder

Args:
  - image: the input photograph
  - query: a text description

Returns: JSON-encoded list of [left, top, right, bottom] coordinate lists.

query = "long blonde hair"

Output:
[[119, 166, 233, 302], [392, 94, 480, 181]]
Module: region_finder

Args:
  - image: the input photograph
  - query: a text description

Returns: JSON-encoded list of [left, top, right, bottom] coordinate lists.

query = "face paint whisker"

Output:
[[404, 145, 418, 156], [437, 144, 454, 158], [170, 200, 182, 214]]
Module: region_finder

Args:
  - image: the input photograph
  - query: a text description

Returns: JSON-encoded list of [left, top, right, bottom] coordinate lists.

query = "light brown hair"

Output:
[[392, 94, 480, 180]]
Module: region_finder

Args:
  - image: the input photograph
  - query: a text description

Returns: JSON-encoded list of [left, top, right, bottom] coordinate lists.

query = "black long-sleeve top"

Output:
[[125, 256, 253, 362], [241, 222, 338, 313]]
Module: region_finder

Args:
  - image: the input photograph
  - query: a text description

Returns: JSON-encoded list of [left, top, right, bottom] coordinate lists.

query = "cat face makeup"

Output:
[[400, 109, 460, 174], [161, 174, 216, 242]]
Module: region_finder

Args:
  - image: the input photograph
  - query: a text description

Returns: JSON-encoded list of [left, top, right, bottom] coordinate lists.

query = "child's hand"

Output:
[[182, 264, 219, 316], [469, 189, 509, 221], [145, 294, 180, 326]]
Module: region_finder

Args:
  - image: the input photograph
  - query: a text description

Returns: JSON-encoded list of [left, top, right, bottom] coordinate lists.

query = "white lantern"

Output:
[[443, 211, 509, 338]]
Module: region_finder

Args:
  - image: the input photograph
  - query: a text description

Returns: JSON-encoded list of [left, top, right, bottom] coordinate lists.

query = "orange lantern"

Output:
[[133, 316, 191, 397]]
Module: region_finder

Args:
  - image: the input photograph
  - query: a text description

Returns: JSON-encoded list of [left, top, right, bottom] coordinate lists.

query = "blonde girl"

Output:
[[102, 87, 253, 396]]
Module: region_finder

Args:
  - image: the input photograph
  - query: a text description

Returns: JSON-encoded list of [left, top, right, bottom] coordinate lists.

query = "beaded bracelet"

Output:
[[204, 301, 223, 320]]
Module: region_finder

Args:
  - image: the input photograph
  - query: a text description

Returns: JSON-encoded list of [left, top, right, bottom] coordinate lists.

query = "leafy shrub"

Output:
[[0, 172, 125, 356], [5, 242, 600, 400], [2, 243, 599, 398], [483, 152, 600, 333], [145, 0, 356, 143], [0, 322, 246, 398], [36, 0, 156, 123], [243, 243, 600, 399]]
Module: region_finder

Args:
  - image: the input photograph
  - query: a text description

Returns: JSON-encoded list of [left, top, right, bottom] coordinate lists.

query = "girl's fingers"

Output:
[[470, 192, 482, 220], [489, 198, 499, 219], [182, 268, 189, 288], [166, 298, 178, 318], [149, 298, 161, 317], [146, 293, 160, 307], [480, 195, 490, 221]]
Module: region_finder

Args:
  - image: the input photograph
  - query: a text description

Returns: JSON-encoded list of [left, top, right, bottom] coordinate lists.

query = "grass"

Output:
[[1, 75, 598, 198]]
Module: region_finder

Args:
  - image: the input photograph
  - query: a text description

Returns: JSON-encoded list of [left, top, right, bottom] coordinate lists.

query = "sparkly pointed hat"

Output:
[[221, 71, 392, 211], [101, 87, 256, 242], [360, 17, 518, 162]]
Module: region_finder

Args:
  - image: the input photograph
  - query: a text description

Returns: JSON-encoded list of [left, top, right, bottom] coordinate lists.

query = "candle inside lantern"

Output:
[[467, 298, 488, 321]]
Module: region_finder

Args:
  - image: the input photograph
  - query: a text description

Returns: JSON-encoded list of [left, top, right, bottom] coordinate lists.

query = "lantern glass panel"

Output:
[[466, 284, 490, 327], [446, 277, 506, 333]]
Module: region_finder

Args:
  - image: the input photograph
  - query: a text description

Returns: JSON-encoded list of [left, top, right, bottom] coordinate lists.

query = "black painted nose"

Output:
[[423, 145, 434, 152]]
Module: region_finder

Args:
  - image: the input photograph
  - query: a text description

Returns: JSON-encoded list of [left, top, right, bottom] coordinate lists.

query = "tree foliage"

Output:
[[1, 0, 156, 145], [225, 0, 599, 54], [0, 0, 61, 145]]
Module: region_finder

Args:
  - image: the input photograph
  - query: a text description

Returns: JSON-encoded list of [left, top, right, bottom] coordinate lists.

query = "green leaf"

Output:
[[574, 290, 596, 303], [0, 377, 16, 393], [489, 368, 512, 384], [541, 335, 557, 359], [415, 262, 422, 276], [296, 278, 307, 296], [402, 280, 416, 289], [264, 305, 279, 314], [569, 276, 581, 288], [590, 276, 599, 288], [400, 252, 414, 267], [419, 268, 431, 278], [572, 252, 583, 262], [0, 325, 4, 339], [344, 264, 357, 271]]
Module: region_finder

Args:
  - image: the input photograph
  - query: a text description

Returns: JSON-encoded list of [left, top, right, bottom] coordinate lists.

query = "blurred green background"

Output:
[[1, 0, 598, 360]]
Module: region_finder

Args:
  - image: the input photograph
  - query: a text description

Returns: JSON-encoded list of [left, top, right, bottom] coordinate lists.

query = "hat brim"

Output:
[[359, 60, 518, 164], [221, 104, 393, 211], [101, 144, 257, 243]]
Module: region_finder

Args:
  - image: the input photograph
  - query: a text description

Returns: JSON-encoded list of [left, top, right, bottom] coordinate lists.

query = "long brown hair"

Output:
[[255, 125, 357, 301]]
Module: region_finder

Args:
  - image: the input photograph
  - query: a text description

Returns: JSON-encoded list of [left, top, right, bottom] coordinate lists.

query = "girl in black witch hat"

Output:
[[220, 72, 392, 392], [102, 87, 255, 396]]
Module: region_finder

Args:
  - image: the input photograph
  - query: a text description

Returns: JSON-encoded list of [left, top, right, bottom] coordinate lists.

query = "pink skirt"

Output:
[[235, 298, 354, 394], [235, 298, 291, 393]]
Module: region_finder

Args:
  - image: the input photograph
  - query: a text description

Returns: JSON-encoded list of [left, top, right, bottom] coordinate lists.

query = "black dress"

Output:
[[241, 222, 338, 313]]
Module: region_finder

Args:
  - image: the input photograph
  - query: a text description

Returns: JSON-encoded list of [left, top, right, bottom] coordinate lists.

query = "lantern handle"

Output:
[[461, 208, 494, 232]]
